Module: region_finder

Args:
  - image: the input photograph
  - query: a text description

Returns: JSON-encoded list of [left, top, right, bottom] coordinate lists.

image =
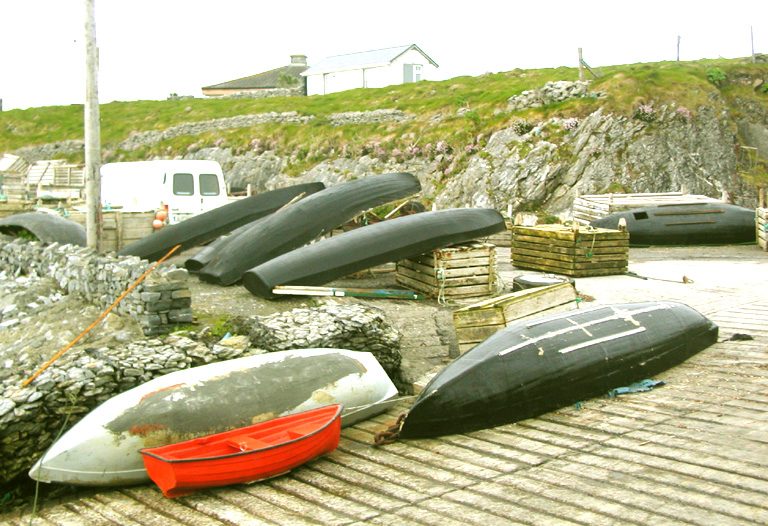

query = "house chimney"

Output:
[[291, 55, 308, 66]]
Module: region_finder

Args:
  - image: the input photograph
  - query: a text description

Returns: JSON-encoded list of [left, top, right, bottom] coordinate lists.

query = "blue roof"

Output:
[[302, 44, 437, 76]]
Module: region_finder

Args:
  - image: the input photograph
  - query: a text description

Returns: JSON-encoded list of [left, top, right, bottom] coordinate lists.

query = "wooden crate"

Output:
[[512, 224, 629, 277], [68, 210, 156, 252], [396, 242, 497, 299], [758, 208, 767, 251], [572, 192, 722, 225], [453, 282, 579, 353]]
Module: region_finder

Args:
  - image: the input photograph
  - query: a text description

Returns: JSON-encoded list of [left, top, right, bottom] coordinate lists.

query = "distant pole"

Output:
[[752, 26, 755, 64], [578, 48, 584, 81], [677, 36, 681, 64], [84, 0, 102, 250]]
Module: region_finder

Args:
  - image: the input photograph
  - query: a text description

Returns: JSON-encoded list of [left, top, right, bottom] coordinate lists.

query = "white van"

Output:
[[100, 160, 229, 224]]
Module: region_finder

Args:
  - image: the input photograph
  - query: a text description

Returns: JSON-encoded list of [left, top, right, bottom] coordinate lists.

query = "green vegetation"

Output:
[[1, 58, 766, 173]]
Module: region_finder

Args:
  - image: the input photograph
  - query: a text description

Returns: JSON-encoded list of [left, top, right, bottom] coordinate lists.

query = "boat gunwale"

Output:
[[139, 404, 342, 464]]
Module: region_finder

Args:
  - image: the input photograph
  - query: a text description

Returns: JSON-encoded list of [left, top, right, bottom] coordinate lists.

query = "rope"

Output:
[[373, 413, 407, 446], [436, 267, 447, 305], [21, 244, 181, 387]]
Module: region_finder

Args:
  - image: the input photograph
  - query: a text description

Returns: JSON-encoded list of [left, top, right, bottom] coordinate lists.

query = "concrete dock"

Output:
[[2, 245, 767, 525]]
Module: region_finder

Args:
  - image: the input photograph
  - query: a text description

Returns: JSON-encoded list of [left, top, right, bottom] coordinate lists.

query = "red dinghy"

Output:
[[140, 404, 342, 497]]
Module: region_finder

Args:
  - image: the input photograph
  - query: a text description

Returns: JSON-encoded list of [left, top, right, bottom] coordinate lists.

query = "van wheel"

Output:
[[512, 273, 575, 291]]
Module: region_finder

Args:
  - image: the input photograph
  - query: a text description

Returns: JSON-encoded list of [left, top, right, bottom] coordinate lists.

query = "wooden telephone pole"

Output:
[[84, 0, 102, 250]]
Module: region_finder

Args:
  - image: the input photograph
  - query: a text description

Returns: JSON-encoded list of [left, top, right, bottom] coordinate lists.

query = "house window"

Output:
[[172, 173, 194, 196], [199, 173, 220, 196]]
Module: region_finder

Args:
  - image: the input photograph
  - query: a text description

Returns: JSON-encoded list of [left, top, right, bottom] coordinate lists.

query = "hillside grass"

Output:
[[1, 57, 766, 171]]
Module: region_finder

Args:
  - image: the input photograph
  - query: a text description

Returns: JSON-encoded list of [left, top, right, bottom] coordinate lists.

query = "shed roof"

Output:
[[302, 44, 438, 76], [203, 64, 308, 91]]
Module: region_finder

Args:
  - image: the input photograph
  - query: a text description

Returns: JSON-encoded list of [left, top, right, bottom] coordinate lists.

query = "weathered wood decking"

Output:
[[2, 245, 767, 525]]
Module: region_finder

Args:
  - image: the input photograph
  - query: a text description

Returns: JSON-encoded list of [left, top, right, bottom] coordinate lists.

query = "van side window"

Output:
[[173, 173, 195, 196], [199, 173, 221, 196]]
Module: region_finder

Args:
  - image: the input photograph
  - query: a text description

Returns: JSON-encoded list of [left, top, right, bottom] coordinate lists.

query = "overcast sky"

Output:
[[1, 0, 766, 111]]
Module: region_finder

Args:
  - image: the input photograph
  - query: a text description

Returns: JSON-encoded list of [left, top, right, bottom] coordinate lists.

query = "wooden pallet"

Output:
[[68, 210, 156, 252], [396, 242, 497, 299], [453, 282, 578, 353], [758, 208, 767, 251], [511, 225, 628, 277]]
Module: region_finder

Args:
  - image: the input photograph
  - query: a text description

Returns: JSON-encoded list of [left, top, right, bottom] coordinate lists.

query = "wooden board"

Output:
[[67, 211, 155, 252]]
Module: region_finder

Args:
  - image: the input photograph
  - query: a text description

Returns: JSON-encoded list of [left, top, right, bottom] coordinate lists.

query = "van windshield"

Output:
[[173, 173, 194, 196], [199, 173, 220, 196]]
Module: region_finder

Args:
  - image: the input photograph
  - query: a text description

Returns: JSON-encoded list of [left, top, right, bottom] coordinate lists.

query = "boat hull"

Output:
[[399, 301, 718, 438], [29, 349, 396, 486], [198, 172, 421, 286], [0, 212, 86, 246], [118, 183, 325, 261], [589, 202, 756, 246], [242, 208, 507, 299], [140, 405, 342, 497]]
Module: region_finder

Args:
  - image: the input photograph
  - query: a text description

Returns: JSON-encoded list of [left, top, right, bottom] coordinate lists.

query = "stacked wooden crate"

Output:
[[68, 210, 156, 252], [758, 208, 767, 251], [512, 224, 629, 277], [396, 242, 497, 300], [453, 282, 579, 354]]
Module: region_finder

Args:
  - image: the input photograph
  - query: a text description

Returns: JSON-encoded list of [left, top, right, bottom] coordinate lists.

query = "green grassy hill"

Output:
[[1, 58, 767, 180]]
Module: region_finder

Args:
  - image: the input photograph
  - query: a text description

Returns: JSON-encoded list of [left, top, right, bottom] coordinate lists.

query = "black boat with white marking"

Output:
[[398, 300, 718, 438]]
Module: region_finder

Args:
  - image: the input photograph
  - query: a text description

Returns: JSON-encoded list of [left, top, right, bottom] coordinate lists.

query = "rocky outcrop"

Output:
[[214, 99, 754, 215]]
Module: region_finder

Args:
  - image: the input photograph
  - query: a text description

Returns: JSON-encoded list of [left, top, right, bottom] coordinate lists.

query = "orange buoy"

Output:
[[152, 219, 164, 229], [156, 210, 168, 221]]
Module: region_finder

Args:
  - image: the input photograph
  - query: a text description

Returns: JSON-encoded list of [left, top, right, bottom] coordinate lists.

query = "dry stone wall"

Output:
[[0, 238, 191, 335]]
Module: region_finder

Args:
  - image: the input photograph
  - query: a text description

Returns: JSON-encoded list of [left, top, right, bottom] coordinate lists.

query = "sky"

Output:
[[1, 0, 766, 111]]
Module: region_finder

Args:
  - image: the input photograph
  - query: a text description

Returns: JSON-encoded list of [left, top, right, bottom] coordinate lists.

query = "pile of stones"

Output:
[[507, 80, 597, 110], [239, 303, 402, 378]]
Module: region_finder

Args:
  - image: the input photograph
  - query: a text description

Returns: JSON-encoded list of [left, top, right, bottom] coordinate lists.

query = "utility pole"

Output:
[[578, 48, 584, 81], [677, 36, 681, 64], [84, 0, 102, 250], [752, 26, 755, 65]]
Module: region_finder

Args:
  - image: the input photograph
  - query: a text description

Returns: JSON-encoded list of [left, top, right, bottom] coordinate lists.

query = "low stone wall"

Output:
[[117, 111, 316, 151], [0, 238, 191, 335], [327, 109, 413, 127]]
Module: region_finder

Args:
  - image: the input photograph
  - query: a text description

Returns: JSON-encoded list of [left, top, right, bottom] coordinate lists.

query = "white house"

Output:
[[301, 44, 438, 96]]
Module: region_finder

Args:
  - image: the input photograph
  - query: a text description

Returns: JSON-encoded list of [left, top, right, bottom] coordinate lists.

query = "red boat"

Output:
[[139, 404, 342, 498]]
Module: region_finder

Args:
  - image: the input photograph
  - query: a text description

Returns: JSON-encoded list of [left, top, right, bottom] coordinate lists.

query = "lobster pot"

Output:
[[512, 225, 629, 277], [69, 211, 157, 252], [396, 242, 497, 299], [452, 282, 579, 354], [758, 208, 767, 251]]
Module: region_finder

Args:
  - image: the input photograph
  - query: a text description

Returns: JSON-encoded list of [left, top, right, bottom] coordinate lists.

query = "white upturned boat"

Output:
[[29, 348, 398, 486]]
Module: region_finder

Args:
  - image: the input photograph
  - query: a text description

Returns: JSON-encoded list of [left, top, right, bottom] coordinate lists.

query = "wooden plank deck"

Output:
[[2, 245, 767, 525]]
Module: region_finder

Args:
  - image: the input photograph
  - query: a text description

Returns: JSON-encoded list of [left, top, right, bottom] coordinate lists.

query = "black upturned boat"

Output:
[[398, 301, 718, 438], [118, 183, 325, 261], [0, 212, 87, 246], [242, 208, 507, 299], [198, 172, 421, 286], [589, 202, 755, 246]]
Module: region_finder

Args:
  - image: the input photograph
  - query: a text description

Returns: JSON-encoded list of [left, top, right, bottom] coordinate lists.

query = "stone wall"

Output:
[[0, 239, 191, 335]]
